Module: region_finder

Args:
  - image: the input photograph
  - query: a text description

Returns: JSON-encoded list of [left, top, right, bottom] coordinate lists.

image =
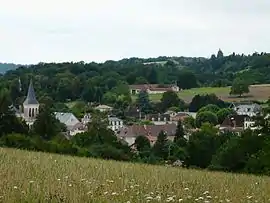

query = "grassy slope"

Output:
[[1, 148, 270, 203]]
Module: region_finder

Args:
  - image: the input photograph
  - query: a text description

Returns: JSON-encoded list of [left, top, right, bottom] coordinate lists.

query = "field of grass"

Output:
[[132, 85, 270, 103], [1, 148, 270, 202]]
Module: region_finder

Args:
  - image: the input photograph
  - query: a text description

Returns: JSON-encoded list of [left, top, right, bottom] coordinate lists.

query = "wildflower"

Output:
[[198, 197, 204, 200], [156, 195, 161, 200], [29, 180, 34, 184], [111, 192, 118, 195], [184, 187, 189, 191], [126, 201, 131, 203], [87, 191, 92, 195], [124, 189, 127, 192], [166, 196, 174, 202], [13, 186, 18, 189], [247, 196, 253, 199], [203, 191, 209, 195], [146, 196, 153, 200], [206, 195, 212, 199], [104, 192, 108, 195], [68, 184, 72, 187], [178, 199, 183, 202], [57, 178, 61, 181], [225, 199, 230, 202], [130, 185, 134, 189]]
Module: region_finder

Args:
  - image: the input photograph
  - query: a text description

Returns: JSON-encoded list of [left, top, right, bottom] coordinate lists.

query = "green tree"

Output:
[[174, 120, 186, 144], [186, 123, 223, 168], [198, 104, 220, 114], [217, 108, 235, 124], [134, 135, 151, 152], [160, 91, 185, 111], [177, 71, 198, 89], [153, 130, 169, 160], [32, 105, 62, 140], [196, 111, 218, 127], [183, 116, 196, 129], [0, 88, 28, 137], [230, 78, 250, 97], [136, 90, 151, 113], [210, 130, 264, 172]]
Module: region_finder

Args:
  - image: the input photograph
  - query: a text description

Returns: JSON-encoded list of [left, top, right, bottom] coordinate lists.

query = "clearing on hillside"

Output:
[[0, 148, 270, 202], [132, 84, 270, 103]]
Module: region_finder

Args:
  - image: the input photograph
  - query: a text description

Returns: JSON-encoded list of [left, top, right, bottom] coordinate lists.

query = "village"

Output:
[[13, 79, 264, 148]]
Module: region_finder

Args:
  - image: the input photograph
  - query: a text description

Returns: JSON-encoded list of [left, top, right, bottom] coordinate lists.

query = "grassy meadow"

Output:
[[131, 85, 270, 103], [1, 148, 270, 203]]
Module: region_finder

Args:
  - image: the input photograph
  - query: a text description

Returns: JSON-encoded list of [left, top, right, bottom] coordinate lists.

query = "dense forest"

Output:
[[1, 50, 270, 106]]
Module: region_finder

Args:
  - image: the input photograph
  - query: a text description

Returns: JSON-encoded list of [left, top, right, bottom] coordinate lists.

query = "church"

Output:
[[14, 79, 40, 126]]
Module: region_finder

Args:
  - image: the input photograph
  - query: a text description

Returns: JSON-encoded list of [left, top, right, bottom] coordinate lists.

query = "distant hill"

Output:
[[0, 63, 19, 74]]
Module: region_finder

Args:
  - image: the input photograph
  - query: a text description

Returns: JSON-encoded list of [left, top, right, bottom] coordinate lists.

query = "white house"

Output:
[[95, 105, 113, 112], [108, 116, 124, 132], [233, 103, 262, 117], [129, 84, 180, 95], [54, 112, 85, 136]]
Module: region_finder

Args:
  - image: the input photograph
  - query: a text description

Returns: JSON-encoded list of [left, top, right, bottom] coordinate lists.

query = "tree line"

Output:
[[0, 50, 269, 108]]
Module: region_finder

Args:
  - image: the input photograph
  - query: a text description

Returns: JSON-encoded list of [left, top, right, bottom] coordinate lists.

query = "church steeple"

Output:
[[23, 79, 39, 122], [23, 79, 39, 105]]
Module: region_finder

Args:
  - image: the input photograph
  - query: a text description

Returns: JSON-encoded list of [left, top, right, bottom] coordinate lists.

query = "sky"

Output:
[[1, 0, 270, 64]]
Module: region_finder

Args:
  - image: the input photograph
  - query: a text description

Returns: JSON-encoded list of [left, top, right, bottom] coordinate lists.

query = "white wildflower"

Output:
[[198, 197, 204, 200], [184, 187, 189, 191], [57, 178, 61, 181], [146, 196, 153, 200], [29, 180, 34, 183], [206, 195, 212, 199], [203, 191, 209, 195], [13, 186, 18, 189], [111, 192, 117, 195], [247, 196, 253, 199], [166, 196, 174, 202], [104, 192, 108, 195], [156, 195, 161, 200], [68, 184, 72, 187], [178, 199, 183, 202], [124, 189, 127, 192]]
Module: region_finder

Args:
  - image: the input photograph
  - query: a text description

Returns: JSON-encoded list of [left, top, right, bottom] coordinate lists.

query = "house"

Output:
[[118, 123, 177, 146], [219, 115, 252, 133], [171, 112, 197, 123], [129, 84, 180, 95], [108, 116, 124, 132], [95, 104, 113, 112], [145, 113, 171, 125], [54, 112, 85, 136], [14, 79, 40, 127], [232, 103, 262, 117]]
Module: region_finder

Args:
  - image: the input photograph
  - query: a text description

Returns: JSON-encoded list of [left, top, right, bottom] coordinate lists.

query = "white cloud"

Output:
[[0, 0, 270, 64]]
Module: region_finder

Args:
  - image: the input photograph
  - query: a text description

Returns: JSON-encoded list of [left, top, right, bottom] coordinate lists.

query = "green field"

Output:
[[132, 85, 270, 103], [1, 147, 270, 202]]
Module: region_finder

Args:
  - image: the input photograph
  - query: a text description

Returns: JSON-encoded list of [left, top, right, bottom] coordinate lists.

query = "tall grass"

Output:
[[1, 147, 270, 202]]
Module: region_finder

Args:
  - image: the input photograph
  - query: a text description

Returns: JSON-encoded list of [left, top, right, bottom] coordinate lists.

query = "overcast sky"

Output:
[[1, 0, 270, 64]]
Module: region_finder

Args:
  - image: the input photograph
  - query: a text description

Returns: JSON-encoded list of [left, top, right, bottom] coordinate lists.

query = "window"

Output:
[[29, 108, 31, 117], [32, 108, 35, 117]]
